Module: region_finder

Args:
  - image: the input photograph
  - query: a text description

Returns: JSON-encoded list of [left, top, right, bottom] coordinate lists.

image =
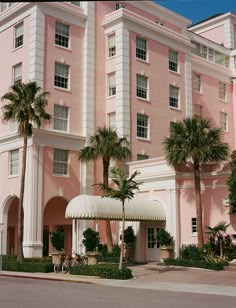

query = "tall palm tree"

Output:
[[163, 117, 228, 248], [1, 81, 51, 262], [78, 126, 131, 252], [96, 167, 141, 270]]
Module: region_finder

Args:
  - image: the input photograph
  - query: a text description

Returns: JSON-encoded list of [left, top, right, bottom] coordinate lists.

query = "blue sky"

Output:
[[155, 0, 236, 25]]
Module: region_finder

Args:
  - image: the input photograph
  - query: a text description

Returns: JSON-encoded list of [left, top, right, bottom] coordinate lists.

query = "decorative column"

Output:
[[167, 188, 180, 257], [22, 145, 43, 257]]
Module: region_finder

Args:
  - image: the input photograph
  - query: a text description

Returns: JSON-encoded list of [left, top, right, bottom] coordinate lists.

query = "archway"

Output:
[[43, 196, 71, 256], [1, 195, 20, 255]]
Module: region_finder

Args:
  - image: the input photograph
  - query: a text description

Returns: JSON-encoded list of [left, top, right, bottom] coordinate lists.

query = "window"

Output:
[[193, 73, 201, 92], [107, 73, 116, 96], [108, 34, 116, 57], [54, 105, 68, 131], [137, 114, 148, 139], [169, 85, 179, 108], [136, 75, 148, 99], [193, 104, 202, 120], [108, 113, 116, 129], [11, 120, 18, 132], [70, 1, 80, 6], [55, 22, 69, 48], [136, 37, 147, 61], [13, 63, 22, 85], [53, 149, 68, 175], [9, 149, 19, 176], [169, 50, 178, 72], [220, 112, 227, 131], [137, 154, 149, 160], [191, 218, 197, 234], [54, 63, 69, 89], [219, 82, 226, 101], [14, 22, 23, 48]]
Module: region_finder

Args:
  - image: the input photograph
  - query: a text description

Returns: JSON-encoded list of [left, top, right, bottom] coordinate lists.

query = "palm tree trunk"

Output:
[[103, 159, 113, 253], [17, 134, 27, 263], [193, 160, 204, 248], [119, 201, 125, 270]]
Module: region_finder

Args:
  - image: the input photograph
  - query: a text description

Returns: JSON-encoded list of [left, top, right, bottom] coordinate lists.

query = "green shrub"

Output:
[[2, 255, 17, 262], [156, 228, 173, 246], [82, 228, 100, 252], [24, 257, 52, 263], [164, 258, 226, 271], [3, 261, 54, 273], [50, 229, 64, 251], [180, 244, 205, 260], [120, 226, 136, 247], [98, 244, 120, 263], [70, 263, 133, 279]]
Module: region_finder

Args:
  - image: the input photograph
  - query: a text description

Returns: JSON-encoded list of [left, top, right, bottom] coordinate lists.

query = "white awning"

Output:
[[65, 195, 166, 221]]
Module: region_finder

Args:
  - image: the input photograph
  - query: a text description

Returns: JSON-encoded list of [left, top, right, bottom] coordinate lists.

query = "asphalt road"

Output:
[[0, 276, 235, 308]]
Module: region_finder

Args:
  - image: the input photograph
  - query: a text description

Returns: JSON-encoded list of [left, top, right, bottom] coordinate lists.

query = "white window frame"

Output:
[[107, 73, 116, 97], [136, 37, 147, 61], [54, 105, 69, 131], [191, 218, 197, 234], [13, 63, 22, 85], [169, 50, 178, 72], [55, 21, 70, 48], [108, 112, 116, 129], [137, 114, 149, 139], [54, 63, 69, 89], [53, 148, 68, 176], [9, 149, 19, 176], [14, 22, 23, 49], [169, 85, 179, 108], [11, 120, 18, 133], [220, 112, 228, 131], [136, 74, 148, 99], [108, 34, 116, 58], [219, 82, 226, 101], [193, 73, 201, 93]]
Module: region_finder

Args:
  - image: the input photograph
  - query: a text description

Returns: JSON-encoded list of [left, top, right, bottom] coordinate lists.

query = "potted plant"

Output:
[[120, 226, 136, 262], [82, 228, 101, 265], [156, 228, 174, 261], [49, 229, 65, 264]]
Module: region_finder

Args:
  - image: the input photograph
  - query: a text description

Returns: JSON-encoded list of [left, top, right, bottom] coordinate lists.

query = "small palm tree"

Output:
[[1, 81, 51, 262], [96, 167, 141, 270], [78, 126, 131, 252], [206, 222, 230, 257], [163, 117, 228, 248]]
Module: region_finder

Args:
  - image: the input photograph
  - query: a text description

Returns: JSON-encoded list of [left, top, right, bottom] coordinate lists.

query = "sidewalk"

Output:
[[1, 263, 236, 297]]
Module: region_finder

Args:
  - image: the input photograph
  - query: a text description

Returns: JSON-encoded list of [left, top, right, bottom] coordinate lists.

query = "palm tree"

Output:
[[1, 81, 51, 262], [96, 167, 141, 270], [78, 126, 131, 252], [163, 117, 228, 248], [206, 221, 230, 257]]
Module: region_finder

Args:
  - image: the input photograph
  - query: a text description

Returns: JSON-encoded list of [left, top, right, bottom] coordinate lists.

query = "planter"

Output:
[[124, 245, 135, 262], [50, 251, 65, 264], [86, 252, 101, 265], [160, 246, 174, 261]]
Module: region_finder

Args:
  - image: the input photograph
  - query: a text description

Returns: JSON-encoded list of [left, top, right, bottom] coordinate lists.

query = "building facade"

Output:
[[0, 1, 235, 261]]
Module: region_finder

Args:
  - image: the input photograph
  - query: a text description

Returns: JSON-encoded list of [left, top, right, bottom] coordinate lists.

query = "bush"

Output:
[[180, 244, 205, 261], [156, 228, 173, 246], [98, 244, 120, 263], [82, 228, 100, 252], [70, 263, 133, 279], [50, 230, 64, 251], [3, 261, 54, 273], [120, 226, 136, 247], [163, 258, 226, 271]]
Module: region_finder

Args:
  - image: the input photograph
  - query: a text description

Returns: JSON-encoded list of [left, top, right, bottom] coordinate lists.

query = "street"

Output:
[[0, 276, 235, 308]]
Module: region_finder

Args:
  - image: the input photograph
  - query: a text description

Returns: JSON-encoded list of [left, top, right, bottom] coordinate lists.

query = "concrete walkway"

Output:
[[1, 263, 236, 297]]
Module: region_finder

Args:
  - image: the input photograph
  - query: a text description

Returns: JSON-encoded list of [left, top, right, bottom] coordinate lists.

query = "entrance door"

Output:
[[146, 227, 160, 262]]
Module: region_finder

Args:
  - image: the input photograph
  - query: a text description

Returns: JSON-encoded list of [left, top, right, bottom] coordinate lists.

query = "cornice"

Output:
[[103, 8, 192, 50]]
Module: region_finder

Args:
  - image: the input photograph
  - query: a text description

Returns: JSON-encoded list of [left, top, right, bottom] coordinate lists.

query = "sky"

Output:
[[155, 0, 236, 26]]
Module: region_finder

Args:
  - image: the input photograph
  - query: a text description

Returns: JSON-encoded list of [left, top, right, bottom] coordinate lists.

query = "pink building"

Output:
[[0, 1, 235, 262]]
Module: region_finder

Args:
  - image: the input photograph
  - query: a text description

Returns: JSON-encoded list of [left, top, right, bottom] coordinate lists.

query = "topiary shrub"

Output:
[[157, 228, 173, 247], [3, 261, 54, 273], [82, 228, 100, 252], [49, 229, 64, 251], [120, 226, 136, 247], [164, 258, 226, 271]]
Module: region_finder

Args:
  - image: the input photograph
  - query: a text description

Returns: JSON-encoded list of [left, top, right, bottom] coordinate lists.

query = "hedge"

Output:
[[163, 258, 226, 271], [70, 264, 133, 279], [3, 261, 54, 273]]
